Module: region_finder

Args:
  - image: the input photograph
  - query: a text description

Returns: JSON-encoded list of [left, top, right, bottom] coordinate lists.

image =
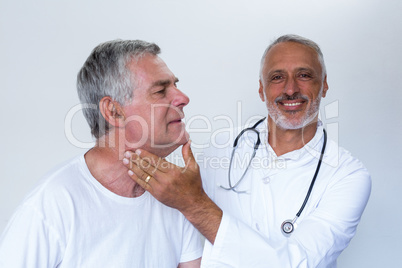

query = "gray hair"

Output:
[[77, 39, 160, 139], [259, 34, 327, 79]]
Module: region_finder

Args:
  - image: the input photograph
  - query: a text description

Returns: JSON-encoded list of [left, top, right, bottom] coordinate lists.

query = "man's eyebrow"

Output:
[[151, 77, 179, 88], [296, 67, 314, 72], [266, 69, 285, 77], [267, 67, 314, 76]]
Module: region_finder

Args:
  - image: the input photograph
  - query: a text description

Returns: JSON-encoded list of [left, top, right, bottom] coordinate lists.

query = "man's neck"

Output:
[[268, 119, 318, 157], [84, 140, 145, 198]]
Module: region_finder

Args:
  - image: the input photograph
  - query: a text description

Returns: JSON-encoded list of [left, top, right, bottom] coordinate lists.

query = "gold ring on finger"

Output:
[[145, 175, 152, 183]]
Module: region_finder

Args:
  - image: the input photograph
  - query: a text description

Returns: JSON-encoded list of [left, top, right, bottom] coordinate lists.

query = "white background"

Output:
[[1, 0, 401, 266]]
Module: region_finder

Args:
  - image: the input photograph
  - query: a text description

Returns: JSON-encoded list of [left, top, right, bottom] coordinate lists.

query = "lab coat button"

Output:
[[256, 223, 260, 231], [262, 177, 270, 184]]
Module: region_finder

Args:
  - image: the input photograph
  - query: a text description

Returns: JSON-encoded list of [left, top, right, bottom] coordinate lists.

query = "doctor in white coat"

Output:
[[124, 34, 371, 267]]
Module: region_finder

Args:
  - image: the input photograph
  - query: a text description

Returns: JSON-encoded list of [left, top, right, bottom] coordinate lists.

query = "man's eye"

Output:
[[156, 89, 166, 95], [269, 75, 285, 84], [299, 73, 312, 79]]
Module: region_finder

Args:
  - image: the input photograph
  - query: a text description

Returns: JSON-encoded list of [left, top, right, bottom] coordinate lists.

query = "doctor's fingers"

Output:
[[124, 151, 168, 174], [127, 162, 157, 190]]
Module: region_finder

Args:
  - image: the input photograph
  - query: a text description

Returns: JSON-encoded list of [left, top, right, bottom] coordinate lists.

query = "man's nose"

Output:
[[171, 87, 190, 108], [283, 77, 300, 96]]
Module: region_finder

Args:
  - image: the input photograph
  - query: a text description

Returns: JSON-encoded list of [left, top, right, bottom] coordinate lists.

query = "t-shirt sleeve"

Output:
[[179, 217, 203, 263], [0, 204, 64, 267]]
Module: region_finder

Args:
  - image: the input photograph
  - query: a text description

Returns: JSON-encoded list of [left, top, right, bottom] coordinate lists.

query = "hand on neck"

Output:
[[84, 136, 145, 198]]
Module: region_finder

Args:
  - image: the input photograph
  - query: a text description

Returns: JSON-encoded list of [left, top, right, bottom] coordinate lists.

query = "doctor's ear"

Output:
[[258, 80, 265, 102], [99, 97, 125, 128], [322, 75, 329, 98]]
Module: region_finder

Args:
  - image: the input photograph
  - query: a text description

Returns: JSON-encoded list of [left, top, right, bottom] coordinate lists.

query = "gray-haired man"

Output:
[[0, 40, 202, 267]]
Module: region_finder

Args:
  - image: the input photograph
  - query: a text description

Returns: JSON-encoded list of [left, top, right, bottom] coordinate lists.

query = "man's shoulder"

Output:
[[22, 155, 87, 205], [325, 139, 371, 181]]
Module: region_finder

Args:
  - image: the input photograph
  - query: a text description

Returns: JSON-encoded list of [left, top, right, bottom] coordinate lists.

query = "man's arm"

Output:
[[123, 141, 222, 244], [124, 141, 372, 267], [178, 257, 201, 268]]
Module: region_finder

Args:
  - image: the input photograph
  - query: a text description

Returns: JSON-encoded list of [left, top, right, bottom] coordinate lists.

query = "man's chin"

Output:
[[275, 115, 319, 131], [170, 132, 190, 150], [182, 130, 190, 144], [152, 131, 190, 157]]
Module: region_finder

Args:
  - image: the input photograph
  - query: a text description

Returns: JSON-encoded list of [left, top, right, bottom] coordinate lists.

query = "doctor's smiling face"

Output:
[[259, 41, 329, 130]]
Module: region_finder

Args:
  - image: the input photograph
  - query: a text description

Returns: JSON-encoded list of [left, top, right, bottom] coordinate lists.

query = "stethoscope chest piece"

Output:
[[281, 217, 297, 235]]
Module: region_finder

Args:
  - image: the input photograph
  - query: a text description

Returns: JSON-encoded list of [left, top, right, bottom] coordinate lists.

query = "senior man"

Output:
[[0, 40, 202, 267]]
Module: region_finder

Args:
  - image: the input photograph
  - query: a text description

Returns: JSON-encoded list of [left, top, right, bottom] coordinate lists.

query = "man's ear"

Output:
[[322, 75, 329, 98], [258, 80, 265, 102], [99, 96, 126, 128]]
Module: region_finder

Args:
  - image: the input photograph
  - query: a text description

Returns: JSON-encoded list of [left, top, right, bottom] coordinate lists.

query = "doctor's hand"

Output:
[[123, 141, 204, 213], [123, 141, 223, 244]]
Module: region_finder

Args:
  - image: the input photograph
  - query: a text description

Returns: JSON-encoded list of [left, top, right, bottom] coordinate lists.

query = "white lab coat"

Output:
[[199, 120, 371, 267]]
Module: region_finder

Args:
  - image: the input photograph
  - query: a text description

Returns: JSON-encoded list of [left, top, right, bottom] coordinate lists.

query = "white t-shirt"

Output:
[[199, 121, 371, 267], [0, 155, 202, 267]]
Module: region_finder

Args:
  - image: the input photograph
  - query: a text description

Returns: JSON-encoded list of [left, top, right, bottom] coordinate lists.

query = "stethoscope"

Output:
[[220, 117, 327, 235]]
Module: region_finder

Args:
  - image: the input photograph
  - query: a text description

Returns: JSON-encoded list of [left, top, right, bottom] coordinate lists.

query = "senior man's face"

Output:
[[123, 54, 189, 157], [259, 42, 328, 130]]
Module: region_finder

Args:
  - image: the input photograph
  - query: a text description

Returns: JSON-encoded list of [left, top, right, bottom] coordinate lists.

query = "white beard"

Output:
[[267, 90, 322, 130]]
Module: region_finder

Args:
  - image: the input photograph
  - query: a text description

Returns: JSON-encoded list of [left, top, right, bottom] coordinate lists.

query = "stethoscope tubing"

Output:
[[221, 118, 328, 235], [220, 117, 265, 193], [295, 128, 327, 217]]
